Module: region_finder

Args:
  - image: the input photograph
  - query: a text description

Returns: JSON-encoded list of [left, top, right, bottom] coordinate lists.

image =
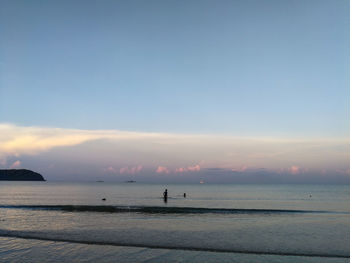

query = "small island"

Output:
[[0, 169, 46, 181]]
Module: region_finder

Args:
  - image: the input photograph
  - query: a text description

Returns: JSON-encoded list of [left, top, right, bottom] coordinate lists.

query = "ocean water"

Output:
[[0, 182, 349, 262]]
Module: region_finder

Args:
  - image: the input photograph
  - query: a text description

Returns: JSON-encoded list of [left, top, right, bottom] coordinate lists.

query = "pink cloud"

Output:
[[156, 166, 170, 174], [119, 165, 143, 175], [175, 164, 201, 173], [289, 165, 300, 175], [10, 160, 21, 169], [188, 164, 200, 171], [175, 167, 185, 173], [119, 167, 128, 174]]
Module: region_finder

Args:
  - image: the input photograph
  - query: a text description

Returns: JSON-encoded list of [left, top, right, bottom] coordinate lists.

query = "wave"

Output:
[[0, 230, 349, 259], [0, 205, 329, 214]]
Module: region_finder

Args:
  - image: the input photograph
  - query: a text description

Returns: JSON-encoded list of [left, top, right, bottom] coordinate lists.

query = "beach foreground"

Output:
[[0, 237, 349, 263], [0, 182, 349, 262]]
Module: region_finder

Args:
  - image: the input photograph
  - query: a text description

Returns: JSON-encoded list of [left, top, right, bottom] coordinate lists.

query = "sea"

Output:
[[0, 182, 349, 263]]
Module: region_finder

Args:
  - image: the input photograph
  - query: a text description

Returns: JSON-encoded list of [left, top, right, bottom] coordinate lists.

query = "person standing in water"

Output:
[[163, 189, 168, 202]]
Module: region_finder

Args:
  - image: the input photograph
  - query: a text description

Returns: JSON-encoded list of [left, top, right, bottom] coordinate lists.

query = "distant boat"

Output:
[[200, 180, 205, 184], [96, 180, 104, 183], [125, 180, 136, 183]]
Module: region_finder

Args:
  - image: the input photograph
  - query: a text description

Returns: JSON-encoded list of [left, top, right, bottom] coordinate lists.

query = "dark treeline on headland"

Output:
[[0, 169, 45, 181]]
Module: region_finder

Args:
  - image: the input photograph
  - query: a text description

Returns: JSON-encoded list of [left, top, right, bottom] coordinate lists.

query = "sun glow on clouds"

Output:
[[9, 160, 21, 169], [0, 123, 173, 158], [1, 123, 350, 179], [0, 124, 113, 156], [289, 165, 301, 175], [156, 166, 170, 174], [175, 164, 201, 173], [277, 166, 308, 175]]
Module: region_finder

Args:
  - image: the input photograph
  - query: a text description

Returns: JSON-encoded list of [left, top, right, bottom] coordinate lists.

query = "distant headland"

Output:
[[0, 169, 46, 181]]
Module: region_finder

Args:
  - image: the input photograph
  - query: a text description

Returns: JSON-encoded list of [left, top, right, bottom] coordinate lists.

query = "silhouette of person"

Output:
[[183, 193, 186, 198], [163, 189, 168, 203]]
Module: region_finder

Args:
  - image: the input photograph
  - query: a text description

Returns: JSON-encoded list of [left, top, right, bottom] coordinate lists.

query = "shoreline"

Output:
[[0, 234, 349, 259]]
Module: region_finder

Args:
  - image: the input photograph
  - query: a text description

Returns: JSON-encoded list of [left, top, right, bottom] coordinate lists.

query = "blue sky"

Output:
[[0, 0, 349, 182]]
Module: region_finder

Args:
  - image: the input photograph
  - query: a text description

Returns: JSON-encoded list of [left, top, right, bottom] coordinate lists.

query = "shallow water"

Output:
[[0, 182, 349, 261], [1, 237, 349, 263]]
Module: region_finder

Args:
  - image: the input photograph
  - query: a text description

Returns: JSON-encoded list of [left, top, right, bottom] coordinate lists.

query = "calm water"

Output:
[[0, 182, 349, 262]]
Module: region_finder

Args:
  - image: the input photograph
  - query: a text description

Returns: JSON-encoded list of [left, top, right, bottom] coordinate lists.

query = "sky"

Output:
[[0, 0, 349, 182]]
